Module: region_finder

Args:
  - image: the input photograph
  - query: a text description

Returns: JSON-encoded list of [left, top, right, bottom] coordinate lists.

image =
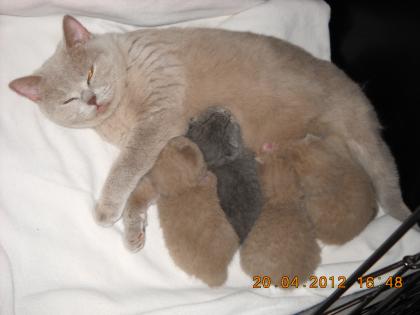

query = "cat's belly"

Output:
[[184, 89, 320, 154], [95, 92, 322, 156], [96, 83, 323, 153]]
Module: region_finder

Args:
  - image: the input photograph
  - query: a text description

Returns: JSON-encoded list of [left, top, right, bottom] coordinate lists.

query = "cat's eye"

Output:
[[87, 65, 94, 85], [63, 97, 78, 104]]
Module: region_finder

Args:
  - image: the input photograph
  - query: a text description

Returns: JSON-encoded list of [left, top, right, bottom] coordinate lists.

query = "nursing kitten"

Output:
[[240, 147, 320, 282], [186, 106, 262, 242], [123, 136, 239, 286], [289, 134, 377, 244], [9, 16, 411, 279]]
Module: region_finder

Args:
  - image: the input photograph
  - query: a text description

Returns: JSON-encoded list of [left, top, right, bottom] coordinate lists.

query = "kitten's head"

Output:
[[9, 16, 126, 128], [151, 137, 208, 195], [258, 151, 302, 202], [186, 106, 244, 167]]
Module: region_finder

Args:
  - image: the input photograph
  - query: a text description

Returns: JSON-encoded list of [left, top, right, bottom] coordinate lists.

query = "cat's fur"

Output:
[[123, 136, 239, 286], [186, 106, 262, 242], [9, 16, 411, 279]]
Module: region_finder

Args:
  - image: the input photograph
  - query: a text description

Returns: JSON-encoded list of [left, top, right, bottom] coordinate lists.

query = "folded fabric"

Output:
[[0, 0, 265, 26]]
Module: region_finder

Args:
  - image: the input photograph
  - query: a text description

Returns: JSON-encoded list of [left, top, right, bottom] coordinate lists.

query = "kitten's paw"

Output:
[[124, 225, 146, 252], [94, 202, 122, 227]]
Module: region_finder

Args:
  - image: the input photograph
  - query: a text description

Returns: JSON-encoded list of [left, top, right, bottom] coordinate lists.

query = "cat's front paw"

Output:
[[124, 224, 146, 252], [94, 202, 122, 227]]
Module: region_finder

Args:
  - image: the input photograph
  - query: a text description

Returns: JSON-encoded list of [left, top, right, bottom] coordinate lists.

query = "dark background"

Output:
[[325, 1, 420, 211]]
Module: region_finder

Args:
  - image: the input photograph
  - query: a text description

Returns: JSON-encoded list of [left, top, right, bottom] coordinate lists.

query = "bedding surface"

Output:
[[1, 1, 419, 314], [0, 0, 264, 26]]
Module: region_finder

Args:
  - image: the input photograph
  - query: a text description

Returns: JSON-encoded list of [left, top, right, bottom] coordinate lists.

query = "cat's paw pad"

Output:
[[94, 203, 121, 227], [124, 229, 146, 252]]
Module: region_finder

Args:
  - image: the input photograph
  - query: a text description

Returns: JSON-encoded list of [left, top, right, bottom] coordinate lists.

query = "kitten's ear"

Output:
[[179, 145, 200, 167], [9, 76, 42, 101], [63, 15, 91, 48]]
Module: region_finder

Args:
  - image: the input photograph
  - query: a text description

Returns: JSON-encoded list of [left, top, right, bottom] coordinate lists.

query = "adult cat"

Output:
[[9, 16, 410, 275]]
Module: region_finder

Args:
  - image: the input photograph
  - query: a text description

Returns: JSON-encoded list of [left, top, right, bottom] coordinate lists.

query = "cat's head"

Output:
[[9, 15, 126, 128], [186, 106, 244, 167], [151, 137, 209, 196]]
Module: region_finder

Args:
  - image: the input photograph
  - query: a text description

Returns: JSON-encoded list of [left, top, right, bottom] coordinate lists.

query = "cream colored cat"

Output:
[[9, 16, 411, 279]]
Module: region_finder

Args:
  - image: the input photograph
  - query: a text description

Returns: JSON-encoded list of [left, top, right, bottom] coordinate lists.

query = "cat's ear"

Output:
[[179, 145, 200, 167], [63, 15, 91, 48], [9, 76, 42, 101], [171, 137, 201, 166]]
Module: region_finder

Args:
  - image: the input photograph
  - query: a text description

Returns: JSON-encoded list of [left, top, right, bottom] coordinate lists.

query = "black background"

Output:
[[325, 1, 420, 211]]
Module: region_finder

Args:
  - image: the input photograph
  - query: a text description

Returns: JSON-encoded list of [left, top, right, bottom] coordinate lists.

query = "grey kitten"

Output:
[[187, 107, 262, 242]]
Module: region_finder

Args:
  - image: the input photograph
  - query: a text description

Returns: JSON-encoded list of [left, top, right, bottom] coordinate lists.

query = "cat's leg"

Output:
[[240, 202, 320, 284], [94, 111, 185, 226], [123, 177, 157, 252]]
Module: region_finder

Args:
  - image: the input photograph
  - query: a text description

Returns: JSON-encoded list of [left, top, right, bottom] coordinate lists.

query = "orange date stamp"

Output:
[[252, 275, 403, 289]]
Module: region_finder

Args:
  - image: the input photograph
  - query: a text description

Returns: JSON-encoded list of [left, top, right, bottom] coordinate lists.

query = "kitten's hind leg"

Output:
[[122, 177, 157, 252]]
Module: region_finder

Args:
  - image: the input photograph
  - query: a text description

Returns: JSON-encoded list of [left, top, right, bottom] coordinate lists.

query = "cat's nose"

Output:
[[87, 95, 97, 106]]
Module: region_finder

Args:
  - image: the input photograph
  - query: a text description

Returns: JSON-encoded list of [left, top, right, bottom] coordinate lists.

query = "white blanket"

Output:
[[0, 0, 264, 26], [1, 1, 419, 314]]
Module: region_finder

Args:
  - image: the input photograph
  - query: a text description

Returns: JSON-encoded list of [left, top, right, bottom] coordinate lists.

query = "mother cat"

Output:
[[10, 16, 410, 276]]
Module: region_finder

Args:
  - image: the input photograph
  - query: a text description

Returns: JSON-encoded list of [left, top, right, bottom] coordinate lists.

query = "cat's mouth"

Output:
[[87, 95, 109, 114], [96, 103, 109, 113]]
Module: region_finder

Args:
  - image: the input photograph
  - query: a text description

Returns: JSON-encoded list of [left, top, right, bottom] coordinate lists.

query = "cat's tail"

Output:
[[339, 102, 412, 222], [320, 78, 411, 223]]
